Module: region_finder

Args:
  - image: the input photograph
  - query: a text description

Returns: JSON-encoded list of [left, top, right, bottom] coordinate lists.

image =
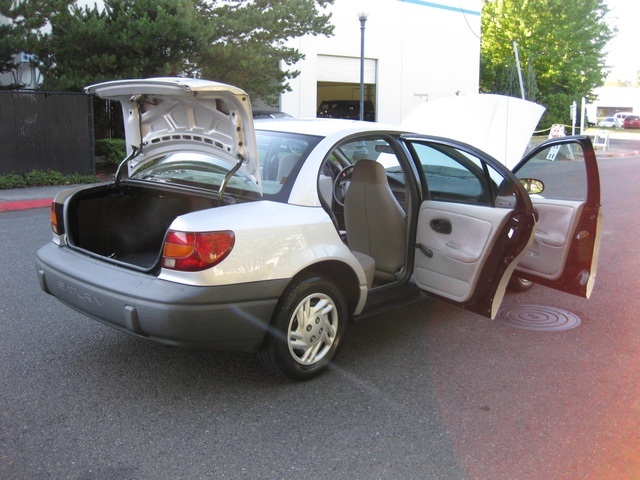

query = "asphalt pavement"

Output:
[[1, 131, 639, 213]]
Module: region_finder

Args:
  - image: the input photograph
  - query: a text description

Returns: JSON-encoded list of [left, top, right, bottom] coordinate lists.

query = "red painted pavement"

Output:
[[0, 198, 52, 212]]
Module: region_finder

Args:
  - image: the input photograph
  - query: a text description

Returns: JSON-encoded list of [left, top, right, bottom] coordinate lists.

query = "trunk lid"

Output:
[[86, 77, 261, 193]]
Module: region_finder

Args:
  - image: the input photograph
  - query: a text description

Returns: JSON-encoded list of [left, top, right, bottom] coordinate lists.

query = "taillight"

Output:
[[162, 230, 235, 271], [50, 202, 64, 235]]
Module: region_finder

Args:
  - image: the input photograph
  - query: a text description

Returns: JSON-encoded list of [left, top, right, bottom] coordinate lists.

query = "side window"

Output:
[[410, 142, 496, 206], [515, 143, 587, 201]]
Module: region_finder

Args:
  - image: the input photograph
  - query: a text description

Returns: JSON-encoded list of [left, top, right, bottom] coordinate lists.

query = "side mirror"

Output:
[[519, 178, 544, 195]]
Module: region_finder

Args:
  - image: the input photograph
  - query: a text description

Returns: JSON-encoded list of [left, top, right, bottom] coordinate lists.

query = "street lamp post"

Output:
[[357, 11, 368, 121]]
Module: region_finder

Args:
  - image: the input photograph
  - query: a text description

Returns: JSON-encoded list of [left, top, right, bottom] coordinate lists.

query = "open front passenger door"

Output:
[[403, 135, 601, 321], [510, 136, 602, 298]]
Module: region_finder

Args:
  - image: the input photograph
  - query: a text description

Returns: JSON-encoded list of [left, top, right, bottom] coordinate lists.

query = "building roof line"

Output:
[[400, 0, 481, 16]]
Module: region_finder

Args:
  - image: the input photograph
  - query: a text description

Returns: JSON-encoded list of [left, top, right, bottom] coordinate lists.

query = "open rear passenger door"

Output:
[[510, 136, 602, 298], [404, 137, 537, 320]]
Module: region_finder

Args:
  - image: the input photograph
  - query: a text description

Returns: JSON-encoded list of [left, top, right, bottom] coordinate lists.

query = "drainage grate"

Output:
[[497, 304, 581, 331]]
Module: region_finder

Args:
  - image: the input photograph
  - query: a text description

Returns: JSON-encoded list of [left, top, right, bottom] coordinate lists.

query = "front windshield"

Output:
[[131, 152, 261, 198]]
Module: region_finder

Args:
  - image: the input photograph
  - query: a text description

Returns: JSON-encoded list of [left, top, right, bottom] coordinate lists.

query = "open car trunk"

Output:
[[65, 184, 228, 271], [63, 78, 262, 272]]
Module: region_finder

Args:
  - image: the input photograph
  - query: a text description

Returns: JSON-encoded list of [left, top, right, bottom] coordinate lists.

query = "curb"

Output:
[[0, 198, 52, 213], [597, 150, 640, 158]]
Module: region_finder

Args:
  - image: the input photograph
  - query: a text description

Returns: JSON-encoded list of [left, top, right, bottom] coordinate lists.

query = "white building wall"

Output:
[[281, 0, 482, 124], [0, 16, 43, 89], [592, 86, 640, 115]]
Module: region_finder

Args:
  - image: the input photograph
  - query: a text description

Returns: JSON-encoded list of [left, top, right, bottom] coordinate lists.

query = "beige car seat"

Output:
[[344, 160, 407, 282]]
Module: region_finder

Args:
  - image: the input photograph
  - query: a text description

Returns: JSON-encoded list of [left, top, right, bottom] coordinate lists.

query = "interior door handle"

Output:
[[416, 243, 433, 258], [430, 218, 452, 234]]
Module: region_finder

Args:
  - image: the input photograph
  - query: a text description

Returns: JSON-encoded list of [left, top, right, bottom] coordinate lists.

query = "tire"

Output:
[[508, 276, 533, 292], [258, 274, 347, 381]]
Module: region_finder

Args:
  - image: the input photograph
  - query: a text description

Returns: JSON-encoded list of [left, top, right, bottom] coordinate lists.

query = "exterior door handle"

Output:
[[430, 218, 452, 234]]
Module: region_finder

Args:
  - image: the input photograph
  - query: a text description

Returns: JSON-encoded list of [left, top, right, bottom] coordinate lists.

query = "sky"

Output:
[[604, 0, 640, 82]]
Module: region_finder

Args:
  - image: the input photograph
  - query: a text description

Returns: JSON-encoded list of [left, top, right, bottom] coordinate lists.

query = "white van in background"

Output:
[[614, 111, 633, 128]]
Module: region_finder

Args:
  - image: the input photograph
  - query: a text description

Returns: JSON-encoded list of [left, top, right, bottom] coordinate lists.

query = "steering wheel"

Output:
[[333, 164, 355, 207]]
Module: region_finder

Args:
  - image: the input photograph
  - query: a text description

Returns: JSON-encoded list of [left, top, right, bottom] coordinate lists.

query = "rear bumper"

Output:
[[36, 242, 288, 351]]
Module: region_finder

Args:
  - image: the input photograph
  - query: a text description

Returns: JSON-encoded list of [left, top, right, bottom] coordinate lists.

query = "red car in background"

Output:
[[623, 115, 640, 129]]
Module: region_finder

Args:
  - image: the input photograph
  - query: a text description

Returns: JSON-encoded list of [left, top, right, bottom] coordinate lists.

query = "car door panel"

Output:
[[415, 201, 514, 302], [517, 199, 584, 279], [512, 136, 601, 298], [403, 136, 536, 319]]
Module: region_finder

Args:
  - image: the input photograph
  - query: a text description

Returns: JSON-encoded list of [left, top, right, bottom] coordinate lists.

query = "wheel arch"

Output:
[[289, 260, 362, 315]]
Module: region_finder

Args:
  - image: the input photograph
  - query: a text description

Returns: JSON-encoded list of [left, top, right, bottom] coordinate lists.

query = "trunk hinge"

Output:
[[218, 154, 245, 205], [112, 146, 141, 188]]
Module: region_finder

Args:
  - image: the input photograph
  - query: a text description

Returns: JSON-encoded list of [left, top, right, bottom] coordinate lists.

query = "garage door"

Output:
[[317, 55, 376, 84]]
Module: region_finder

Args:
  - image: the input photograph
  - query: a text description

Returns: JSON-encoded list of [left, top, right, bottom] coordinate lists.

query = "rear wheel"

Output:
[[258, 274, 347, 381]]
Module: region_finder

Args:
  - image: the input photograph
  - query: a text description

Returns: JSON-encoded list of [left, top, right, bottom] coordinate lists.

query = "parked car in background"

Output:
[[597, 117, 617, 128], [623, 115, 640, 129], [317, 100, 375, 121], [614, 111, 633, 128], [36, 78, 602, 381]]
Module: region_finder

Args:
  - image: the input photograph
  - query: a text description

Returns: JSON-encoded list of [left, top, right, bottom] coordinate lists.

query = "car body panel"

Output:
[[36, 242, 286, 351], [614, 111, 633, 128], [159, 200, 370, 292], [252, 110, 293, 119]]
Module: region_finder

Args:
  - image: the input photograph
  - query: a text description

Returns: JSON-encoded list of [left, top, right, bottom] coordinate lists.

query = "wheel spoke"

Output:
[[311, 298, 332, 316], [289, 329, 305, 342], [292, 303, 310, 334], [301, 341, 324, 364], [323, 321, 336, 341]]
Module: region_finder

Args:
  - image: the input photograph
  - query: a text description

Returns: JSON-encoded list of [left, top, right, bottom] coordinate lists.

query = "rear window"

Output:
[[256, 130, 322, 200], [130, 152, 261, 198]]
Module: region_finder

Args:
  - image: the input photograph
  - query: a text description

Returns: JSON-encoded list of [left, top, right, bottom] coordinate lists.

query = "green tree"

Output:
[[490, 53, 539, 101], [481, 0, 614, 128], [36, 0, 210, 90], [0, 0, 74, 83], [0, 22, 17, 77], [198, 0, 334, 104], [0, 0, 333, 104]]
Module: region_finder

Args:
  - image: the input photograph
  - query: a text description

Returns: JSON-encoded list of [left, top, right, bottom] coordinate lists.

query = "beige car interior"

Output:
[[515, 199, 585, 279], [413, 200, 515, 303], [344, 160, 407, 284]]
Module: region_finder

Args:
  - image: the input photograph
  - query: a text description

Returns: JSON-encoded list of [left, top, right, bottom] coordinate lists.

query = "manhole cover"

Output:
[[497, 304, 581, 331]]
